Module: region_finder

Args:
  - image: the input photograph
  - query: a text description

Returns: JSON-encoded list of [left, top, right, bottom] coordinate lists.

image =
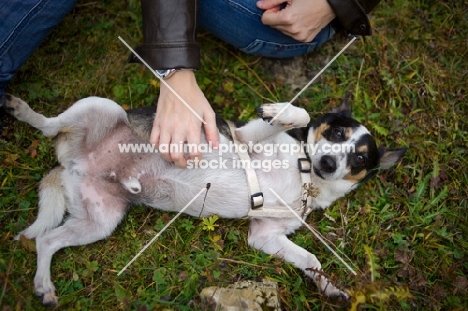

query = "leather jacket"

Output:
[[130, 0, 381, 71], [327, 0, 381, 36], [129, 0, 200, 71]]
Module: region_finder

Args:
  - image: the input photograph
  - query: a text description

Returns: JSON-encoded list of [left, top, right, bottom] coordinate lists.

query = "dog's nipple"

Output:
[[121, 177, 141, 194]]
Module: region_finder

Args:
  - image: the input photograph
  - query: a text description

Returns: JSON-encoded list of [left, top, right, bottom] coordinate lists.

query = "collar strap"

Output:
[[226, 121, 264, 209], [297, 146, 313, 215], [298, 157, 311, 173], [226, 121, 313, 218]]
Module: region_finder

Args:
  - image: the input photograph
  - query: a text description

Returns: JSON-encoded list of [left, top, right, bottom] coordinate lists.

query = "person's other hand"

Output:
[[150, 70, 219, 168], [257, 0, 335, 42]]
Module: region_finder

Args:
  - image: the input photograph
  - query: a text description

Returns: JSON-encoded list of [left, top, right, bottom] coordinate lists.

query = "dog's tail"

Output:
[[15, 166, 66, 240]]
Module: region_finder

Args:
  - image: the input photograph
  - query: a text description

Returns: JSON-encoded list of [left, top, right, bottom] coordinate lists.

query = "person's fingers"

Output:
[[150, 118, 174, 163], [156, 127, 173, 163], [170, 134, 188, 168], [256, 0, 286, 10], [261, 7, 288, 27], [260, 0, 335, 42], [262, 10, 323, 41], [203, 110, 219, 149], [186, 129, 202, 161], [149, 121, 160, 146]]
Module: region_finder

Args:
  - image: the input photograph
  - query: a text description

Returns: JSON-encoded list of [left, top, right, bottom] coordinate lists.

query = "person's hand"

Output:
[[150, 70, 219, 168], [257, 0, 335, 42]]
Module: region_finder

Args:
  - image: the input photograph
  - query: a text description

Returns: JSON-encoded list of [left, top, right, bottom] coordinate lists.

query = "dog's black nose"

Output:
[[320, 155, 336, 173]]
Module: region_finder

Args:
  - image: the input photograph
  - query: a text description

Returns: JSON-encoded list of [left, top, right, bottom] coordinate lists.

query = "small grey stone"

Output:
[[200, 279, 281, 311]]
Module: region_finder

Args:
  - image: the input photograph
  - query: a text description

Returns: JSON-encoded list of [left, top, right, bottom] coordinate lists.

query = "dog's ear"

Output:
[[378, 147, 407, 169], [329, 93, 352, 118]]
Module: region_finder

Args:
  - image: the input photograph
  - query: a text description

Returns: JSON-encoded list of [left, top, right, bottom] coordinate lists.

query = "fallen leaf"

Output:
[[408, 266, 427, 289], [439, 167, 448, 181], [162, 213, 171, 223], [379, 174, 387, 184], [394, 249, 414, 265], [114, 282, 132, 304], [28, 140, 39, 158], [430, 176, 441, 190], [454, 276, 468, 293], [4, 153, 20, 166], [432, 284, 447, 300], [179, 271, 188, 282], [19, 234, 36, 252]]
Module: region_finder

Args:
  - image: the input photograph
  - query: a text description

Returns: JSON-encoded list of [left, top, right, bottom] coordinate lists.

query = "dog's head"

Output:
[[307, 95, 406, 186]]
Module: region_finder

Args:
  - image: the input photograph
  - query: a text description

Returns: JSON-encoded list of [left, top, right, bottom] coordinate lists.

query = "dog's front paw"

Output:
[[326, 289, 350, 308], [34, 274, 58, 307], [313, 273, 350, 306], [256, 103, 310, 128], [1, 94, 32, 121], [39, 292, 58, 307]]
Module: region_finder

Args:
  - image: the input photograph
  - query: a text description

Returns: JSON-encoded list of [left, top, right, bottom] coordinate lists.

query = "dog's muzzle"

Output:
[[320, 155, 337, 173]]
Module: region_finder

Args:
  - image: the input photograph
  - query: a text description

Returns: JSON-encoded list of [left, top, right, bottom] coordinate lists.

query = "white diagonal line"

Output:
[[117, 186, 207, 276], [268, 187, 357, 275], [288, 36, 357, 105], [118, 36, 206, 125], [268, 36, 357, 125]]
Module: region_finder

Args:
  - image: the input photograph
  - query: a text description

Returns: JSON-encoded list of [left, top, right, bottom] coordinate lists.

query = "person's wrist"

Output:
[[164, 70, 197, 89], [157, 68, 195, 80], [159, 70, 200, 102]]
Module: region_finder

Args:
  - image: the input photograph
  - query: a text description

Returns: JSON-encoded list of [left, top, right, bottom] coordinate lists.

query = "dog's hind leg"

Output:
[[248, 218, 349, 304], [15, 166, 66, 240], [2, 94, 127, 140], [2, 94, 63, 137], [33, 198, 127, 306]]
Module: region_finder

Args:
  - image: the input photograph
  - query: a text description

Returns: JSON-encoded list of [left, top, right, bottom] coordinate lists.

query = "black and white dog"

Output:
[[2, 94, 406, 306]]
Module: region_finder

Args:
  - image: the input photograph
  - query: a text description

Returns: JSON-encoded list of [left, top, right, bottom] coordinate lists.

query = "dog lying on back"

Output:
[[2, 94, 406, 306]]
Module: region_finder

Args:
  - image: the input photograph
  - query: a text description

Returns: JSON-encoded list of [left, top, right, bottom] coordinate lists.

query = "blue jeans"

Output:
[[0, 0, 334, 98], [199, 0, 335, 58], [0, 0, 78, 98]]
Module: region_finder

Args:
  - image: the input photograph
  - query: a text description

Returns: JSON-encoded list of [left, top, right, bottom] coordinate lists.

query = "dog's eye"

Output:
[[332, 127, 343, 139], [356, 154, 366, 164]]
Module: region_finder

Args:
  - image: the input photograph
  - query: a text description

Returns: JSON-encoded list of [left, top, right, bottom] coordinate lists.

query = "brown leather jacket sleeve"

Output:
[[129, 0, 200, 70], [326, 0, 381, 36]]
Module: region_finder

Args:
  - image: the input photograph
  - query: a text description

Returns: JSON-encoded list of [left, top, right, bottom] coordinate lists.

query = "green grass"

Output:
[[1, 0, 467, 310]]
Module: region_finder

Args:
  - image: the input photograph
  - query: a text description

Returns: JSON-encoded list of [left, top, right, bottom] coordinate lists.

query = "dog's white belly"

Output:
[[75, 135, 251, 218], [140, 140, 305, 218], [143, 160, 252, 218]]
